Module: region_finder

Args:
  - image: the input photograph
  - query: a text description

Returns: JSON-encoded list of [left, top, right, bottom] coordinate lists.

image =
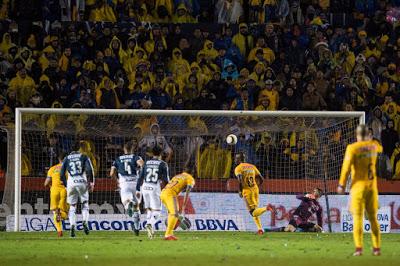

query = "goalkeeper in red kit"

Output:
[[265, 188, 324, 232]]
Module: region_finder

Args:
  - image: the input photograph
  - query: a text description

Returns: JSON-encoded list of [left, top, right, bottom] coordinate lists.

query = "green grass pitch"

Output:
[[0, 231, 399, 266]]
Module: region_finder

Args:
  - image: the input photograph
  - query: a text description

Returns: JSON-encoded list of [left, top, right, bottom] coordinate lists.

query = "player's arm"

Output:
[[136, 156, 144, 168], [110, 159, 118, 180], [135, 156, 145, 192], [296, 194, 308, 201], [60, 158, 68, 187], [180, 185, 193, 216], [234, 166, 243, 198], [338, 146, 353, 194], [85, 156, 95, 192], [254, 165, 264, 185], [44, 168, 52, 188], [135, 166, 145, 197], [110, 166, 117, 180], [236, 175, 243, 197]]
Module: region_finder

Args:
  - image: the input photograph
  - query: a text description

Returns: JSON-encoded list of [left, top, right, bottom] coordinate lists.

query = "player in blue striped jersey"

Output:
[[136, 146, 169, 239], [110, 141, 144, 235], [60, 141, 95, 238]]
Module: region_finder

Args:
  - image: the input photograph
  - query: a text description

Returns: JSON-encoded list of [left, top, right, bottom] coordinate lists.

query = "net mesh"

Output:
[[3, 111, 361, 232]]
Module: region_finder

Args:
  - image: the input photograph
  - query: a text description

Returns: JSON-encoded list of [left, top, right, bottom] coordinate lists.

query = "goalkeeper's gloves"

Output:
[[238, 192, 243, 198], [314, 224, 323, 233]]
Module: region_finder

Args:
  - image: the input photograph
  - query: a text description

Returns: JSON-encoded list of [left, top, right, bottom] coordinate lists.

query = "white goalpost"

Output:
[[10, 108, 365, 232]]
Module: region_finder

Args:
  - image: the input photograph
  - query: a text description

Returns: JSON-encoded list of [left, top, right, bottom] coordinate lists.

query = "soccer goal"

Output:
[[5, 108, 365, 232]]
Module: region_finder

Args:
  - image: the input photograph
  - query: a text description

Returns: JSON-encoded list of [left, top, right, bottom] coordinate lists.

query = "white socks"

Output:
[[147, 210, 160, 227], [133, 210, 140, 230], [82, 202, 89, 223], [69, 205, 77, 226]]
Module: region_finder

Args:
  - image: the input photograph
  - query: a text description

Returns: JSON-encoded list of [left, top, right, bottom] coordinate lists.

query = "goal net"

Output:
[[4, 109, 364, 232]]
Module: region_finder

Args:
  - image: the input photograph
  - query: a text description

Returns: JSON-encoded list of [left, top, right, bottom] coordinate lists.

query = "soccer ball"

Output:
[[226, 134, 238, 145]]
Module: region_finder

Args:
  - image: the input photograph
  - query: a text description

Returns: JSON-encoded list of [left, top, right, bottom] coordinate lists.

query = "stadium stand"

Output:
[[1, 0, 400, 185]]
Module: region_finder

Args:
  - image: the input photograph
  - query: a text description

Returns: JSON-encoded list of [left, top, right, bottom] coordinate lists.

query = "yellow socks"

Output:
[[353, 213, 363, 248], [253, 216, 262, 231], [251, 207, 267, 231], [368, 213, 381, 249], [165, 214, 178, 237], [53, 212, 62, 232]]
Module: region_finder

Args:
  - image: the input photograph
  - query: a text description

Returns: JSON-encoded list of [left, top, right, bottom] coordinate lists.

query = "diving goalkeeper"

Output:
[[266, 188, 323, 232]]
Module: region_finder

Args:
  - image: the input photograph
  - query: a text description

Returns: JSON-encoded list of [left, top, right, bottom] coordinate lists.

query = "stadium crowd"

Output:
[[0, 0, 400, 179]]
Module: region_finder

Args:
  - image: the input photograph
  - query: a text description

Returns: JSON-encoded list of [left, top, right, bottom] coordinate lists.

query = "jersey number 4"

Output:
[[145, 168, 159, 182], [124, 161, 133, 175]]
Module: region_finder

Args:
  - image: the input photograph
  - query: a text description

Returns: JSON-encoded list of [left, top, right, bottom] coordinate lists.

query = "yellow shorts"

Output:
[[50, 187, 68, 212], [350, 186, 378, 216], [160, 190, 178, 216], [242, 186, 259, 210]]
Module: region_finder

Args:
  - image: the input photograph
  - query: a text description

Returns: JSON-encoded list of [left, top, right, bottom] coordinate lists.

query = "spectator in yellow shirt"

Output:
[[232, 23, 253, 57], [8, 68, 36, 107], [255, 97, 272, 111], [172, 3, 196, 23], [257, 79, 278, 109]]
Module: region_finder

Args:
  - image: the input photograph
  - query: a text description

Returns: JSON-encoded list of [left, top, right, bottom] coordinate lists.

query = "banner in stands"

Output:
[[5, 194, 400, 232], [341, 207, 391, 233]]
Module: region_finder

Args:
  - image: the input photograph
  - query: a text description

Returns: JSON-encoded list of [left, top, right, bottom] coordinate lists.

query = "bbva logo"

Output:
[[194, 219, 239, 231]]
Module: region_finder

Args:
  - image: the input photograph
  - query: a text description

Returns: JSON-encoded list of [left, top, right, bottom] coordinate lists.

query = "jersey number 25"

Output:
[[145, 168, 159, 182]]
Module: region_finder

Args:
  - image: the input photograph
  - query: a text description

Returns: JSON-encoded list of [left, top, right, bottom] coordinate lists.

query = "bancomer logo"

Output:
[[17, 215, 241, 232], [341, 207, 391, 233], [22, 217, 162, 232]]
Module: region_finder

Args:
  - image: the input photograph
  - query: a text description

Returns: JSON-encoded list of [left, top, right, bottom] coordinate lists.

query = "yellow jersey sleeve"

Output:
[[253, 165, 261, 177], [186, 174, 195, 188], [47, 166, 54, 179], [377, 142, 383, 153], [339, 145, 353, 187], [234, 165, 242, 177]]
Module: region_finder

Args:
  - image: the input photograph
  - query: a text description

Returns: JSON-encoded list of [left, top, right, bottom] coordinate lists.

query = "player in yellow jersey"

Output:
[[234, 152, 269, 235], [338, 125, 383, 256], [160, 164, 195, 241], [44, 152, 68, 237]]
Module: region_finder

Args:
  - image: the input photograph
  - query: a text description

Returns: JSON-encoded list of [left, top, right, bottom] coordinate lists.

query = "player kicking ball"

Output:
[[338, 125, 383, 256], [60, 141, 95, 238], [110, 141, 144, 236], [44, 152, 68, 237], [265, 188, 323, 233], [160, 163, 195, 240], [234, 152, 270, 235], [136, 146, 170, 239]]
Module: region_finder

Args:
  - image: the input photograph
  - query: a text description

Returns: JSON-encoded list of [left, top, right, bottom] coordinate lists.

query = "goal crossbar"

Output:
[[15, 108, 366, 119], [13, 108, 365, 231]]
